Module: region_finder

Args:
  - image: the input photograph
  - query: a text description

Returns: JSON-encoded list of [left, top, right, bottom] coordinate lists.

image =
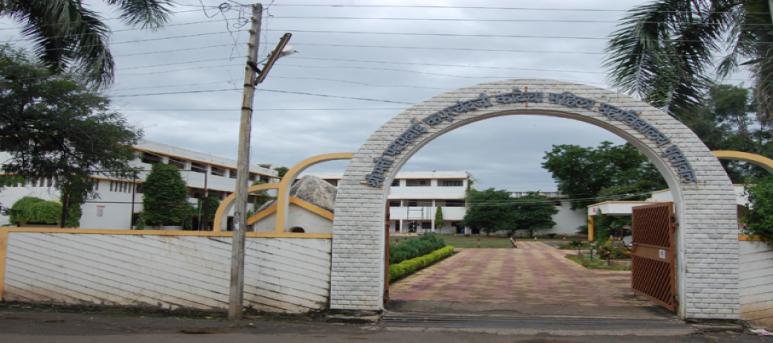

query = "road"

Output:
[[0, 305, 769, 343]]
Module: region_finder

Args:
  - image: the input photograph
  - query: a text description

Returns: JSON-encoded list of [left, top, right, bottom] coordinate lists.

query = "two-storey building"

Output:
[[0, 140, 279, 229], [309, 171, 470, 234]]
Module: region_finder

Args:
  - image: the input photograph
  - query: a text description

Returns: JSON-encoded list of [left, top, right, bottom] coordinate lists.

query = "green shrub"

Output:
[[597, 240, 630, 259], [389, 245, 455, 282], [745, 176, 773, 245], [559, 240, 590, 250], [142, 163, 194, 227], [565, 254, 630, 271], [389, 233, 446, 264], [9, 196, 61, 226]]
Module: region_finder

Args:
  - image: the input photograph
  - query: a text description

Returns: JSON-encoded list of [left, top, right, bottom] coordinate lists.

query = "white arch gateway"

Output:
[[330, 79, 739, 320]]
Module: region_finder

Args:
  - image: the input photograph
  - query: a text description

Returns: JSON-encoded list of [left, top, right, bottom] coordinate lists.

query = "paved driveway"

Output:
[[388, 241, 666, 318]]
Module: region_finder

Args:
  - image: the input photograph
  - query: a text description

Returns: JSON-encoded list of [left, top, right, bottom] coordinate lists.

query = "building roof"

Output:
[[308, 170, 470, 180], [134, 140, 277, 177]]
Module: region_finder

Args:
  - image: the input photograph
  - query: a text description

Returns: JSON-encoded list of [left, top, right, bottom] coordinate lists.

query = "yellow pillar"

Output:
[[587, 216, 595, 242], [0, 229, 8, 300]]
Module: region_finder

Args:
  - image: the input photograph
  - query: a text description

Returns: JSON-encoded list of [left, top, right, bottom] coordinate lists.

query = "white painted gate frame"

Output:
[[330, 79, 739, 320]]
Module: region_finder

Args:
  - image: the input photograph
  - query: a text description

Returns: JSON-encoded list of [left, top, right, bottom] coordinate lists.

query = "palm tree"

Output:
[[0, 0, 173, 86], [605, 0, 771, 128]]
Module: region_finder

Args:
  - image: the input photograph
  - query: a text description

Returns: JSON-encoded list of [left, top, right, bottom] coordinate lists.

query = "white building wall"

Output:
[[3, 232, 331, 313], [541, 201, 586, 236], [388, 185, 467, 200], [252, 205, 332, 234], [388, 206, 466, 221]]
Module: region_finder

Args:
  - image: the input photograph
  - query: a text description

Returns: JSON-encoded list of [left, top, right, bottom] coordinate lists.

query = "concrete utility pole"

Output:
[[228, 3, 293, 320], [229, 2, 262, 321]]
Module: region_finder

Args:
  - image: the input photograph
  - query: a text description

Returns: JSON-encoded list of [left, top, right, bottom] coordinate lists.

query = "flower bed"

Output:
[[389, 245, 455, 282]]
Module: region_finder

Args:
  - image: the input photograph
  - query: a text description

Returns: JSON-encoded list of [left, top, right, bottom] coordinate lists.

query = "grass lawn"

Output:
[[565, 254, 631, 271], [391, 234, 514, 248]]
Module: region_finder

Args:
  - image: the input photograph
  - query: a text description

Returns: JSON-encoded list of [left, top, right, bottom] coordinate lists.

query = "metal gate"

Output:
[[631, 202, 677, 312]]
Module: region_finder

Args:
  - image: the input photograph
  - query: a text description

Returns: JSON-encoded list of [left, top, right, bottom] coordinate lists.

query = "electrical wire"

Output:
[[109, 87, 415, 104]]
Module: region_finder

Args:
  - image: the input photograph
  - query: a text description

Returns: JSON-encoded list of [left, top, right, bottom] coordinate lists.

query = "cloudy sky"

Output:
[[0, 0, 750, 191]]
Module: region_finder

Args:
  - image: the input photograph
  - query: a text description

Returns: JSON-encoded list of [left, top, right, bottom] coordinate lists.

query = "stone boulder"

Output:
[[257, 175, 337, 212], [289, 175, 337, 211]]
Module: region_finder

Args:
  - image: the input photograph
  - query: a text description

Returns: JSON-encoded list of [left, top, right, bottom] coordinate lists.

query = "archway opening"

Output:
[[382, 115, 674, 319]]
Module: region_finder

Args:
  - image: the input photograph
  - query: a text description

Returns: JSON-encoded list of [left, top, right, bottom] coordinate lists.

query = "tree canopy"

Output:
[[0, 45, 141, 226], [142, 163, 193, 227], [605, 0, 771, 126], [542, 142, 666, 209], [0, 0, 174, 86], [463, 188, 558, 237], [679, 84, 772, 180]]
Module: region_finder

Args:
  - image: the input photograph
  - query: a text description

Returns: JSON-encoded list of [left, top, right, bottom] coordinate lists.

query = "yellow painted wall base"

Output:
[[0, 230, 7, 300]]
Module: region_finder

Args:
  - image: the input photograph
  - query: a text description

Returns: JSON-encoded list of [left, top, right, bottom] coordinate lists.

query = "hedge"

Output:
[[390, 233, 446, 264], [9, 196, 61, 226], [389, 245, 455, 282]]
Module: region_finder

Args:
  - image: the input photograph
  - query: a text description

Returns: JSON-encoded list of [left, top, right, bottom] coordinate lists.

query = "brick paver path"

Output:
[[389, 242, 653, 310]]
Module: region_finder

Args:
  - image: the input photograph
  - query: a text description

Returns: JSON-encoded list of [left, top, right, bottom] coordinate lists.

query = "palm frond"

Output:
[[605, 0, 740, 114], [67, 4, 114, 87], [104, 0, 173, 30]]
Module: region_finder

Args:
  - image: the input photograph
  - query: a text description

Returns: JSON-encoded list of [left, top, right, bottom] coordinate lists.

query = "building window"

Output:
[[391, 179, 400, 187], [191, 162, 207, 173], [445, 200, 465, 207], [168, 157, 186, 169], [388, 200, 401, 207], [260, 176, 270, 183], [439, 179, 463, 187], [141, 152, 163, 165], [324, 179, 338, 186], [407, 200, 432, 207], [210, 166, 226, 177], [135, 184, 143, 193], [405, 179, 430, 187], [228, 169, 237, 179], [421, 222, 432, 229]]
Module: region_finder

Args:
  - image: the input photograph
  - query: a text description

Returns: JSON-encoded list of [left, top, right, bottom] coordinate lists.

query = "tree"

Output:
[[274, 166, 289, 178], [0, 45, 141, 227], [510, 193, 558, 237], [434, 205, 444, 229], [605, 0, 771, 127], [142, 163, 193, 227], [250, 180, 274, 212], [542, 142, 666, 209], [197, 195, 220, 230], [463, 188, 514, 235], [745, 176, 773, 245], [463, 189, 558, 237], [679, 84, 772, 181], [0, 0, 174, 86]]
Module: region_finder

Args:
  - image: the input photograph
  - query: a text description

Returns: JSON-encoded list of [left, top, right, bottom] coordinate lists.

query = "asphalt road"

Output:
[[0, 306, 771, 343]]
